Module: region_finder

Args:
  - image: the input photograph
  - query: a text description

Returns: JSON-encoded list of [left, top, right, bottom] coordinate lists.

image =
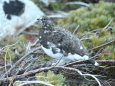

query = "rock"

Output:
[[0, 0, 44, 40]]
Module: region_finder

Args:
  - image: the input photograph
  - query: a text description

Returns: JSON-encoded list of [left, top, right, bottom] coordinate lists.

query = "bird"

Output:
[[0, 0, 44, 40], [38, 16, 99, 66]]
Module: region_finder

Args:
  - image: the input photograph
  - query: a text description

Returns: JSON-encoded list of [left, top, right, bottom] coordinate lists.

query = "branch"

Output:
[[97, 60, 115, 65], [2, 47, 41, 78], [65, 60, 115, 67], [13, 81, 54, 86], [65, 60, 91, 67], [0, 66, 102, 86], [22, 31, 39, 36], [89, 40, 115, 51], [103, 18, 113, 29], [65, 1, 90, 7]]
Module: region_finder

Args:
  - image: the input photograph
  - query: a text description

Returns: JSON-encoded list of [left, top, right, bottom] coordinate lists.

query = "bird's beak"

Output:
[[37, 18, 43, 28]]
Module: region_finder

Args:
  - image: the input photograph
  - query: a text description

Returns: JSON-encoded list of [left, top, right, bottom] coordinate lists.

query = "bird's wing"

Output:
[[52, 27, 88, 56], [46, 41, 62, 54]]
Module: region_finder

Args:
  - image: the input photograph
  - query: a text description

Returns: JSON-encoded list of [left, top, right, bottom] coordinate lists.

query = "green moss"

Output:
[[36, 71, 65, 86], [1, 35, 27, 61], [33, 0, 65, 11], [48, 2, 64, 11], [58, 2, 115, 32], [99, 45, 115, 60]]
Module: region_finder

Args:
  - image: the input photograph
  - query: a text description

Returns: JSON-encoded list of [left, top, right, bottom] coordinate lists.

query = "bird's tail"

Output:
[[82, 55, 99, 66], [67, 54, 99, 66], [86, 59, 99, 66]]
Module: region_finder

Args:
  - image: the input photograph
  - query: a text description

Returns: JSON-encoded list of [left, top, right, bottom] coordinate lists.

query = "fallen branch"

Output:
[[22, 31, 39, 36], [13, 81, 54, 86], [97, 60, 115, 65], [65, 60, 115, 66], [103, 18, 113, 30], [2, 47, 41, 78], [0, 66, 102, 86], [65, 60, 92, 67], [89, 40, 115, 51], [65, 1, 90, 7]]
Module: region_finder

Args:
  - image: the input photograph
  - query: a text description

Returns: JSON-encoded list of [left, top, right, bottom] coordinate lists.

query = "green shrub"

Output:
[[58, 1, 115, 32]]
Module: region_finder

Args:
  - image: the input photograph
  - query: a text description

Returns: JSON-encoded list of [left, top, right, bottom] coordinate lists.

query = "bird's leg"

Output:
[[56, 59, 65, 66], [52, 56, 65, 66]]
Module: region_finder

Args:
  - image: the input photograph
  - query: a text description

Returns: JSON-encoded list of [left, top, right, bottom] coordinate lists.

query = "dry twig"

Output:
[[13, 81, 54, 86], [89, 40, 115, 51], [65, 60, 115, 66], [2, 47, 41, 78], [0, 66, 102, 86]]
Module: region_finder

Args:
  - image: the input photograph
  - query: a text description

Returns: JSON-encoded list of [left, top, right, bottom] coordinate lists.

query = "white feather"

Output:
[[41, 42, 90, 66], [66, 53, 89, 61], [41, 45, 63, 59], [80, 46, 83, 49]]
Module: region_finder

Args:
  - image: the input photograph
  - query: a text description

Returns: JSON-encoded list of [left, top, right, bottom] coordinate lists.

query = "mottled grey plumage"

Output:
[[38, 16, 98, 66], [39, 26, 88, 56]]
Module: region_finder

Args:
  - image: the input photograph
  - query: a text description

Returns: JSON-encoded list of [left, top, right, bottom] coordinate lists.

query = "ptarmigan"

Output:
[[0, 0, 44, 40], [38, 16, 99, 66]]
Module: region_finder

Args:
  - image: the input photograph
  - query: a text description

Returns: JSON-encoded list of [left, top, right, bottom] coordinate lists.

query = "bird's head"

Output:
[[38, 16, 53, 30]]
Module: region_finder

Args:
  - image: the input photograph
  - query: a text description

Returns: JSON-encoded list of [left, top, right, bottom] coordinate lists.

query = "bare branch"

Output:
[[0, 66, 102, 86], [2, 47, 41, 78], [14, 81, 54, 86], [97, 60, 115, 65], [89, 40, 115, 51], [65, 1, 90, 7], [22, 31, 39, 36], [103, 19, 113, 30], [65, 60, 115, 66], [65, 60, 90, 66], [73, 25, 80, 34]]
